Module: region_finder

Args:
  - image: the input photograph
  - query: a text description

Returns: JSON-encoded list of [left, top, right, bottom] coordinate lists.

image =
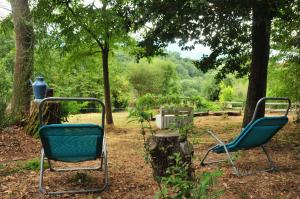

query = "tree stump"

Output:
[[24, 88, 61, 137], [147, 131, 194, 182]]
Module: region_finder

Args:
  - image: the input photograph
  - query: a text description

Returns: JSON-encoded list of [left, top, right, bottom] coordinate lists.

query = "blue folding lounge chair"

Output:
[[200, 97, 291, 176], [38, 97, 108, 194]]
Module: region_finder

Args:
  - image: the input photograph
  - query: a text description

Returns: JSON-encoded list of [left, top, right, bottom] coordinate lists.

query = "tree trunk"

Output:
[[243, 2, 272, 127], [102, 47, 114, 125], [10, 0, 34, 122]]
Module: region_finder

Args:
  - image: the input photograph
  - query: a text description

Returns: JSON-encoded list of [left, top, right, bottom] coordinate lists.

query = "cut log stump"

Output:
[[25, 89, 61, 137], [147, 131, 194, 182], [25, 101, 61, 137]]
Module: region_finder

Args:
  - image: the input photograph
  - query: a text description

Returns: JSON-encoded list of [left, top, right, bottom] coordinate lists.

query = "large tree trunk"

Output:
[[102, 47, 114, 125], [10, 0, 34, 122], [242, 2, 272, 127]]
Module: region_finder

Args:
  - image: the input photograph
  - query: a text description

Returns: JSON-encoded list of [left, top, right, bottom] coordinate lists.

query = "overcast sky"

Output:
[[0, 0, 210, 60], [0, 0, 10, 18]]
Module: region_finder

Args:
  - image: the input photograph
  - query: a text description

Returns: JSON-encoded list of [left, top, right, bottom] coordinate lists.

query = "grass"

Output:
[[23, 158, 49, 171], [67, 111, 156, 129], [0, 158, 49, 176]]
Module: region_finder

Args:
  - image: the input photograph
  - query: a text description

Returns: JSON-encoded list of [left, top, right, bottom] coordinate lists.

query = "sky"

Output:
[[0, 0, 210, 60], [0, 0, 10, 18]]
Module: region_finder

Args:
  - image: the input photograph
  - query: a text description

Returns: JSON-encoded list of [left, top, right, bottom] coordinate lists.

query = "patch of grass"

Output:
[[0, 158, 49, 176], [23, 158, 49, 171], [67, 112, 154, 129]]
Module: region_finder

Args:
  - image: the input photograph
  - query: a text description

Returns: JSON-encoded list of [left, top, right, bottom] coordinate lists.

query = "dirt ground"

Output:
[[0, 113, 299, 199]]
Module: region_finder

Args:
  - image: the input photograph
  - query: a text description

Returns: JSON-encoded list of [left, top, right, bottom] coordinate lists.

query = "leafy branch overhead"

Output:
[[137, 0, 299, 80], [34, 0, 133, 51]]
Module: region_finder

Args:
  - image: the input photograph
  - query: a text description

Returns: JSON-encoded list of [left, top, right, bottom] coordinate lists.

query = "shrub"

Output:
[[155, 153, 223, 199], [219, 82, 234, 102], [60, 101, 89, 121], [192, 96, 221, 112], [135, 93, 159, 110]]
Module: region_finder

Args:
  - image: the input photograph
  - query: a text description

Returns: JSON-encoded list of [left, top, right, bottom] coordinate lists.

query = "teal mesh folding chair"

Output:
[[200, 97, 291, 176], [38, 97, 108, 194]]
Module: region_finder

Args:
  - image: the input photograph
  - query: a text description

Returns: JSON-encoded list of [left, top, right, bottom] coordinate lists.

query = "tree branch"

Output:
[[64, 2, 104, 50]]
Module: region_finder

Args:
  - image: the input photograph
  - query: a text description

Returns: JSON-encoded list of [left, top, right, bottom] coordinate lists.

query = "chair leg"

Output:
[[200, 147, 212, 166], [231, 146, 276, 176], [200, 147, 228, 166], [261, 145, 276, 171], [222, 145, 240, 176], [39, 150, 109, 195], [103, 150, 109, 187], [39, 149, 46, 194], [200, 130, 278, 176], [200, 130, 241, 176]]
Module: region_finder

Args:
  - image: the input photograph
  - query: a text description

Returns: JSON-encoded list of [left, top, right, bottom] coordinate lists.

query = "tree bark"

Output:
[[10, 0, 34, 122], [148, 132, 193, 182], [243, 2, 272, 127], [102, 47, 114, 125]]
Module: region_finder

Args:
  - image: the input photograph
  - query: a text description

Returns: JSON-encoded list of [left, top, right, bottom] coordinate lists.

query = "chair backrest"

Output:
[[39, 124, 104, 162], [231, 116, 288, 150]]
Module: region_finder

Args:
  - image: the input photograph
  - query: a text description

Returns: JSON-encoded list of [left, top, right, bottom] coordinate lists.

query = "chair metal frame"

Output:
[[200, 97, 291, 176], [38, 97, 108, 195]]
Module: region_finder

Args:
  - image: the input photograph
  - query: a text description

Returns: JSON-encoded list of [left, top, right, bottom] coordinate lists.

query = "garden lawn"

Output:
[[0, 112, 299, 198]]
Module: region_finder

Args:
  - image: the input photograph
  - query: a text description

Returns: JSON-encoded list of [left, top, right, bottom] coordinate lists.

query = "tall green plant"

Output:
[[155, 153, 223, 199], [128, 97, 155, 162]]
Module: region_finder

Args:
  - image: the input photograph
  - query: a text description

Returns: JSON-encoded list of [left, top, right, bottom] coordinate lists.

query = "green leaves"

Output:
[[156, 153, 223, 199], [135, 0, 300, 81], [127, 58, 179, 96], [33, 0, 133, 51]]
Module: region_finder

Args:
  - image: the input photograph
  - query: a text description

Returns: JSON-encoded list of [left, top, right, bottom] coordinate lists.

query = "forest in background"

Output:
[[0, 19, 299, 116], [0, 0, 299, 127]]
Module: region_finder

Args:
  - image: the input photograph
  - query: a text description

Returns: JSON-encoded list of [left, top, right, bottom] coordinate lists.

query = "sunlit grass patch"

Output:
[[23, 158, 49, 171], [67, 111, 153, 129]]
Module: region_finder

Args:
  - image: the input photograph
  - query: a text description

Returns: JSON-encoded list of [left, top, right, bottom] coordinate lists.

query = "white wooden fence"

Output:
[[155, 107, 193, 129]]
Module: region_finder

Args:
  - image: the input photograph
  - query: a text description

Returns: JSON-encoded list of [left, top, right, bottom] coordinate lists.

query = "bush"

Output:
[[157, 94, 183, 106], [192, 96, 221, 112], [127, 58, 180, 96], [219, 82, 234, 102], [60, 101, 89, 121], [155, 153, 223, 199], [135, 93, 159, 110]]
